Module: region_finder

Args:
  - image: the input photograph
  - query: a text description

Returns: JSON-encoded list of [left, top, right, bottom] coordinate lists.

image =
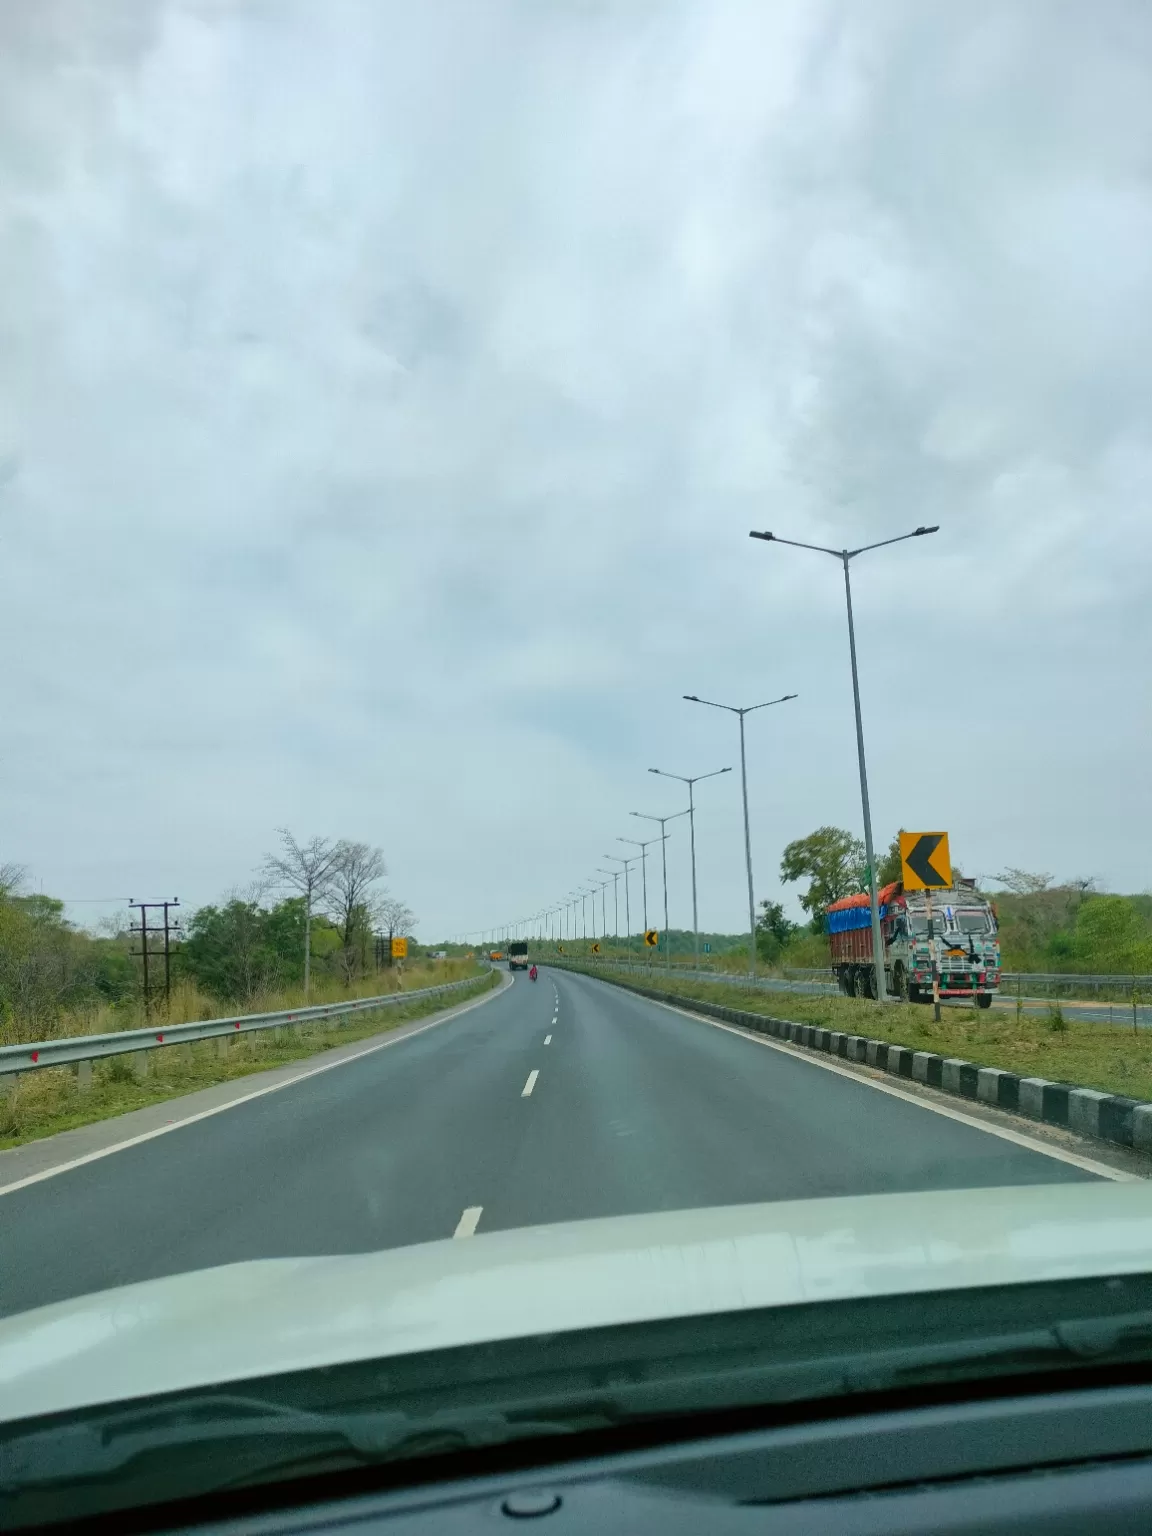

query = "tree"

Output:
[[876, 832, 906, 887], [181, 900, 277, 1002], [755, 899, 797, 963], [993, 868, 1054, 896], [780, 826, 866, 926], [1074, 897, 1152, 975], [375, 895, 415, 947], [261, 831, 343, 998], [326, 841, 387, 970]]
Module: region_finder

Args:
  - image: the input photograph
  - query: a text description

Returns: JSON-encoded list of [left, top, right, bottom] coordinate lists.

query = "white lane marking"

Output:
[[454, 1206, 482, 1239], [572, 977, 1137, 1183], [544, 1034, 552, 1045], [522, 1069, 539, 1097], [0, 975, 514, 1198]]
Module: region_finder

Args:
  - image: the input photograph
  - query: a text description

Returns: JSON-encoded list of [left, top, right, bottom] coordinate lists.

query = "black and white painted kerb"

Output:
[[553, 966, 1152, 1157]]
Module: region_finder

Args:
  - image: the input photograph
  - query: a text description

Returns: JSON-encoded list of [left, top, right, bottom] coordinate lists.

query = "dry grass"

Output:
[[0, 966, 496, 1150], [575, 966, 1152, 1103], [0, 959, 478, 1048]]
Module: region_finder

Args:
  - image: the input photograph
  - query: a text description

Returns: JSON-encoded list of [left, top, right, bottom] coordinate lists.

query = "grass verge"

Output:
[[0, 970, 499, 1151], [569, 965, 1152, 1103]]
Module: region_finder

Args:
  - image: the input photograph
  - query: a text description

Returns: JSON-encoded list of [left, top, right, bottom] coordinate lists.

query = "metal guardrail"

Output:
[[0, 972, 493, 1078]]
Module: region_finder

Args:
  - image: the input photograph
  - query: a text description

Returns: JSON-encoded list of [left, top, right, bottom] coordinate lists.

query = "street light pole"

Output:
[[617, 834, 665, 965], [683, 692, 797, 979], [749, 524, 939, 1002], [648, 766, 732, 973], [597, 869, 619, 951], [631, 808, 689, 970], [606, 855, 635, 958]]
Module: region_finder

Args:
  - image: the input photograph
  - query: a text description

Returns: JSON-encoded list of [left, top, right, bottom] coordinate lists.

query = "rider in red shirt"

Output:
[[528, 964, 538, 981]]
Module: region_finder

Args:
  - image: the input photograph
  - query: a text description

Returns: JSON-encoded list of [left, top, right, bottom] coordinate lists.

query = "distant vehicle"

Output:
[[508, 941, 529, 972], [826, 878, 1000, 1006], [427, 950, 447, 960], [489, 951, 503, 962]]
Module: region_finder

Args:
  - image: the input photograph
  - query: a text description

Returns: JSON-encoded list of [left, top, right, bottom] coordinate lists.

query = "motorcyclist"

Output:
[[528, 964, 538, 981]]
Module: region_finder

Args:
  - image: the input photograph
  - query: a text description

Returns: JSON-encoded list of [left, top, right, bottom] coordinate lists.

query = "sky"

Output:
[[2, 0, 1151, 942]]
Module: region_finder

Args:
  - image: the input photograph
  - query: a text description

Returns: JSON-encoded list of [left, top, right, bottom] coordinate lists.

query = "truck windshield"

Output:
[[908, 912, 993, 936], [955, 912, 993, 934]]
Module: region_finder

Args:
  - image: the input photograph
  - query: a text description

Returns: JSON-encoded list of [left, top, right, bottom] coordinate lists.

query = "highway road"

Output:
[[0, 970, 1106, 1320]]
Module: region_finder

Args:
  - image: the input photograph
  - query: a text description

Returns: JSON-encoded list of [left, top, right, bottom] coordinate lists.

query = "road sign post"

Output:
[[900, 832, 951, 1019], [899, 832, 952, 891]]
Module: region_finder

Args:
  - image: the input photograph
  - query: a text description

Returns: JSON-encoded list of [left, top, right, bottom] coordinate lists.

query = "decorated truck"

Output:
[[826, 878, 1000, 1007]]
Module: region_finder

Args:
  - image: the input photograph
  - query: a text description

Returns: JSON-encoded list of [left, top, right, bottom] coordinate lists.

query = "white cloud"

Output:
[[1, 0, 1151, 940]]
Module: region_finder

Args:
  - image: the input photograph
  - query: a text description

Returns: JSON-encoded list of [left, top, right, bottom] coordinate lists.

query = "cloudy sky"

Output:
[[2, 0, 1151, 941]]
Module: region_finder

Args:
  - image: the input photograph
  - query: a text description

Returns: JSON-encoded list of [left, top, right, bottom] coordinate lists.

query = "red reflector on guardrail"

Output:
[[31, 1051, 39, 1063]]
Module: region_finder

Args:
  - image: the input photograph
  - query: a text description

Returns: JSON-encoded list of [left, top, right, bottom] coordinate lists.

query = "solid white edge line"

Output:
[[453, 1205, 482, 1239], [0, 974, 512, 1198], [522, 1069, 539, 1098], [572, 975, 1139, 1184]]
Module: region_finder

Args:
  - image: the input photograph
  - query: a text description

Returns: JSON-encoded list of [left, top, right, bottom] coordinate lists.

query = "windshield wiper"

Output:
[[839, 1313, 1152, 1395], [1, 1391, 618, 1507]]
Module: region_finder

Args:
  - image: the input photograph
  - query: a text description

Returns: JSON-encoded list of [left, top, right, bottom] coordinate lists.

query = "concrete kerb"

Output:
[[552, 962, 1152, 1161]]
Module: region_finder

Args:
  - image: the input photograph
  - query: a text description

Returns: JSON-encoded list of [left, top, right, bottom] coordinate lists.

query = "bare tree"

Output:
[[992, 868, 1054, 896], [0, 862, 26, 899], [374, 895, 416, 947], [327, 842, 387, 951], [261, 831, 343, 997]]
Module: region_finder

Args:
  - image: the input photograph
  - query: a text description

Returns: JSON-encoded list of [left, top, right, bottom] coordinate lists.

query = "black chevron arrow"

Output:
[[905, 834, 947, 887]]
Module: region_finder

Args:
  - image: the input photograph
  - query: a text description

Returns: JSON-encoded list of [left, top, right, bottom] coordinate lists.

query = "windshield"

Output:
[[0, 0, 1146, 1525]]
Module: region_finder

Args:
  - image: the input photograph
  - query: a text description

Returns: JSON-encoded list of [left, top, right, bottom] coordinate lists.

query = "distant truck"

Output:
[[826, 879, 1000, 1007], [508, 941, 529, 972]]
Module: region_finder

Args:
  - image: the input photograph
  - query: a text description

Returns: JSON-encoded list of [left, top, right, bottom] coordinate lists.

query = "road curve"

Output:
[[0, 969, 1096, 1319]]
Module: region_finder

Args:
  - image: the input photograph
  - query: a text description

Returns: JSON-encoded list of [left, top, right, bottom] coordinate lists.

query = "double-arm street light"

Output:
[[617, 834, 665, 964], [596, 868, 620, 947], [749, 524, 939, 1002], [647, 765, 732, 972], [683, 692, 797, 980], [630, 807, 689, 969], [605, 853, 636, 957]]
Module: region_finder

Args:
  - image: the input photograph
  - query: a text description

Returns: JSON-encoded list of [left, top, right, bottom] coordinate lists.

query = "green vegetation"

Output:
[[0, 967, 497, 1150], [0, 837, 420, 1049], [568, 965, 1152, 1105]]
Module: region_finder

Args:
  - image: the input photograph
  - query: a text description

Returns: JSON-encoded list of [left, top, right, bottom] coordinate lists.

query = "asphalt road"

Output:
[[0, 970, 1098, 1319]]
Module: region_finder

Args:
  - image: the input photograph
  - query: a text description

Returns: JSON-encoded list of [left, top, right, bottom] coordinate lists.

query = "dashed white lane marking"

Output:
[[522, 1069, 539, 1097], [454, 1206, 482, 1238], [544, 1034, 552, 1045]]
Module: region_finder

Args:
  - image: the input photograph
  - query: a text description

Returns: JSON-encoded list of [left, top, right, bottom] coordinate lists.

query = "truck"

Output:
[[508, 941, 529, 972], [826, 878, 1000, 1007]]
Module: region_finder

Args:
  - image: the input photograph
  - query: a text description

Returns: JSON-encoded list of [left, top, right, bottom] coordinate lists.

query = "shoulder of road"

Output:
[[0, 971, 513, 1196]]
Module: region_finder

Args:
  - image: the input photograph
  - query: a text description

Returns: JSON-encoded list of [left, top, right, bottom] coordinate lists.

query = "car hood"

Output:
[[4, 1182, 1152, 1425]]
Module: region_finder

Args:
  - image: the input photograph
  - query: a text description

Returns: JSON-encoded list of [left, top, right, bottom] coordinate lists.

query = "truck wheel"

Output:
[[851, 968, 867, 998], [908, 984, 922, 1003], [838, 969, 852, 996], [892, 963, 908, 1001], [976, 993, 993, 1010]]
